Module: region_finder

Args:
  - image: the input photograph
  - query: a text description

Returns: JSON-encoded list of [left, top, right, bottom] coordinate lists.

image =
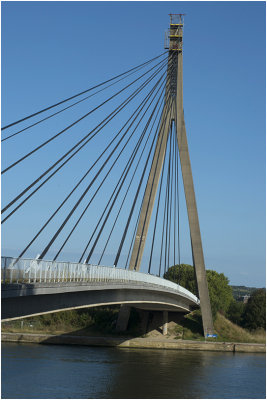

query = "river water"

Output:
[[1, 342, 266, 399]]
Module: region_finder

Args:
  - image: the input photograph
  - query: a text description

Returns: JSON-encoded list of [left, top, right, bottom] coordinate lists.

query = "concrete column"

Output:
[[139, 310, 149, 334], [174, 51, 214, 337], [162, 311, 168, 335], [129, 105, 172, 271], [115, 305, 131, 332], [129, 53, 174, 272]]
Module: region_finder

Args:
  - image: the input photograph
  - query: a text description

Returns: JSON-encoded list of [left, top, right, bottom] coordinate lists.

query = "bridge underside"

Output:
[[1, 282, 198, 321]]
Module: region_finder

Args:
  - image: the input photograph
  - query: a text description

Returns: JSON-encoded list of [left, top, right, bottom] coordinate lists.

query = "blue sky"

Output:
[[2, 1, 266, 287]]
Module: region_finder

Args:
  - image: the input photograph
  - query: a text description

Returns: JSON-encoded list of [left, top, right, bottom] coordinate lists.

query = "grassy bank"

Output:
[[1, 307, 265, 344], [163, 310, 265, 343]]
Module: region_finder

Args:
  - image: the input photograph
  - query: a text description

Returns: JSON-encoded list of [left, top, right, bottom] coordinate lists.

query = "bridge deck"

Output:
[[1, 257, 199, 321]]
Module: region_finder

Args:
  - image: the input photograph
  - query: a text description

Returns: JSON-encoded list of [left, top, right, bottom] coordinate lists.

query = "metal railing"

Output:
[[1, 256, 199, 304]]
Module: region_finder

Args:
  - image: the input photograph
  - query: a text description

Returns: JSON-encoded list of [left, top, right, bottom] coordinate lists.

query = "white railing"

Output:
[[1, 256, 199, 304]]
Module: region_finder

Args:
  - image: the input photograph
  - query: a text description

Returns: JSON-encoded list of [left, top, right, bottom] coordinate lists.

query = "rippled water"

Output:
[[1, 342, 266, 398]]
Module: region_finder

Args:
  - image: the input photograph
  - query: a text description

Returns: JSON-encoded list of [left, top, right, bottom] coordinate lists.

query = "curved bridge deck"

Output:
[[1, 257, 199, 321]]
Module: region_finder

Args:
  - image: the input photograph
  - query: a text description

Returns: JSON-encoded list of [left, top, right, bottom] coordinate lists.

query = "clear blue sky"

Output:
[[2, 1, 266, 287]]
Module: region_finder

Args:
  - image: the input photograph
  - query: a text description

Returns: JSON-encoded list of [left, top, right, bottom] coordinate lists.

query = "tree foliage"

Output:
[[242, 288, 266, 331], [226, 299, 245, 326], [206, 270, 233, 318], [164, 264, 233, 319], [164, 264, 197, 296]]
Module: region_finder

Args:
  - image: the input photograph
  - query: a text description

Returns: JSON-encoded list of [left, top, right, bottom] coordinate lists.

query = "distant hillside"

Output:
[[231, 285, 258, 300]]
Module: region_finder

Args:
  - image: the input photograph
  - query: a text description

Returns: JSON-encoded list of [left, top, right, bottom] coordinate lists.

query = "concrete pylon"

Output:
[[122, 14, 214, 337], [174, 47, 214, 337], [129, 101, 172, 271], [115, 305, 131, 332]]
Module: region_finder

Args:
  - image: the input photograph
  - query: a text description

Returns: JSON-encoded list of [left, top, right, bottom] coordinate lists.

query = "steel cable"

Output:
[[164, 130, 172, 274], [98, 93, 165, 266], [2, 61, 159, 143], [173, 98, 181, 282], [2, 56, 168, 175], [2, 60, 168, 217], [2, 51, 167, 131], [82, 84, 166, 265], [37, 71, 167, 260], [54, 75, 166, 261], [173, 122, 177, 268], [114, 91, 173, 267], [15, 71, 166, 259], [124, 55, 177, 270], [147, 131, 167, 275], [133, 106, 172, 271], [167, 122, 175, 272], [158, 117, 173, 277]]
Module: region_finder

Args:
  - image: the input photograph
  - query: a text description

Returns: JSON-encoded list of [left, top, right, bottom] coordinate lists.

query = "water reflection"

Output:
[[2, 343, 266, 399]]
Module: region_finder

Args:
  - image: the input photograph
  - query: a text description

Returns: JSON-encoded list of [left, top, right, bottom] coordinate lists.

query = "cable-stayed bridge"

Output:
[[1, 15, 214, 336]]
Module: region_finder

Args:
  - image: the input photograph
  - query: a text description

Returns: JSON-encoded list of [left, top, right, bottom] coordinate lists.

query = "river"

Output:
[[1, 342, 266, 398]]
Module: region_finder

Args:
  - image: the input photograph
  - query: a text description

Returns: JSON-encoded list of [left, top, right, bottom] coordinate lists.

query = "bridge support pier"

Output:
[[138, 310, 149, 334], [162, 311, 168, 335], [115, 305, 131, 332]]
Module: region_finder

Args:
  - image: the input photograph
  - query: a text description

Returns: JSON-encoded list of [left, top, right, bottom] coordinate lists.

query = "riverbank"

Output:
[[2, 332, 265, 353]]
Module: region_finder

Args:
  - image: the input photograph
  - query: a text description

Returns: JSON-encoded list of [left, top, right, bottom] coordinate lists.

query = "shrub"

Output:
[[242, 289, 266, 331]]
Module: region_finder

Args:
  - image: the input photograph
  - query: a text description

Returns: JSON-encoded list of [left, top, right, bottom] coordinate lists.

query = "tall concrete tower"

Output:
[[128, 14, 214, 336]]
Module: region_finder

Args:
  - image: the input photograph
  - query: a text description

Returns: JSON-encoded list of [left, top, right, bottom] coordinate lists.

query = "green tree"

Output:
[[242, 288, 266, 331], [206, 270, 233, 318], [164, 264, 197, 296], [164, 264, 233, 319], [226, 299, 245, 326]]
